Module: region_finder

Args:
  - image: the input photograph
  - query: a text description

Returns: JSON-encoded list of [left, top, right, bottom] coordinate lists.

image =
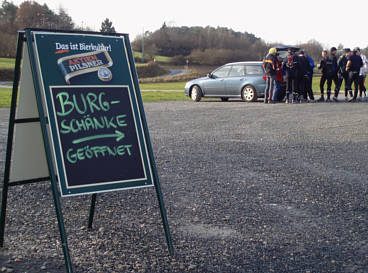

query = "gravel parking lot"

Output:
[[0, 100, 367, 272]]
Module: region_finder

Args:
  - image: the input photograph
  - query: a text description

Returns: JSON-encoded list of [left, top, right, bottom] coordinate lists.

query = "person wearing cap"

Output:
[[317, 50, 335, 102], [356, 48, 368, 101], [346, 47, 363, 102], [334, 48, 352, 101], [263, 48, 277, 103], [282, 49, 299, 103]]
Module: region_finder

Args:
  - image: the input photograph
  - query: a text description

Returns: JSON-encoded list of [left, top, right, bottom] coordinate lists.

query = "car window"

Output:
[[228, 65, 245, 77], [212, 66, 231, 78], [278, 51, 288, 59], [245, 65, 264, 75]]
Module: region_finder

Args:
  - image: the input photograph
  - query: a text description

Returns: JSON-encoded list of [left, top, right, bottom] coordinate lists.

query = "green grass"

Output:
[[141, 91, 188, 102], [0, 58, 15, 69], [0, 76, 351, 107], [0, 88, 12, 107], [133, 52, 172, 63], [0, 87, 188, 107], [140, 81, 185, 91], [312, 76, 346, 94]]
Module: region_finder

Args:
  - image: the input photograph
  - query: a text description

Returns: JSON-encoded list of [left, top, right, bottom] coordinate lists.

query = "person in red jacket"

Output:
[[272, 54, 283, 102]]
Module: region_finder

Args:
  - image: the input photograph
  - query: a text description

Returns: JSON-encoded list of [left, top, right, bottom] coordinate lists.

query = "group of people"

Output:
[[263, 47, 368, 103]]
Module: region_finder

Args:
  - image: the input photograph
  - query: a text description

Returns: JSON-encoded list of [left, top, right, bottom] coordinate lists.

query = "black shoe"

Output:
[[317, 96, 325, 102], [348, 97, 356, 102], [326, 98, 331, 102], [264, 99, 268, 104], [332, 96, 339, 102]]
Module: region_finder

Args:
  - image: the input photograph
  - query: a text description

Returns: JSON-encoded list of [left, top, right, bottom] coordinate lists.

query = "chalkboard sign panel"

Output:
[[50, 85, 147, 189], [32, 31, 154, 196]]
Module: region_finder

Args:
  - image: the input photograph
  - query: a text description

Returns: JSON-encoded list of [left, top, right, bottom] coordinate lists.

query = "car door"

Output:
[[225, 64, 246, 96], [244, 64, 266, 96], [202, 65, 231, 96]]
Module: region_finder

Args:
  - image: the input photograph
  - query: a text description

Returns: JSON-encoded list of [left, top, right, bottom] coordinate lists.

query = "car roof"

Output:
[[275, 45, 300, 51], [225, 61, 262, 66]]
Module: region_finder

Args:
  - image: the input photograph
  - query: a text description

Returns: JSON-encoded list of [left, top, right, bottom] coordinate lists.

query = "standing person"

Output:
[[272, 53, 283, 102], [263, 48, 277, 103], [297, 50, 310, 102], [334, 48, 351, 102], [330, 47, 339, 98], [283, 49, 299, 103], [346, 47, 363, 102], [356, 48, 368, 101], [305, 51, 315, 102], [317, 50, 334, 102]]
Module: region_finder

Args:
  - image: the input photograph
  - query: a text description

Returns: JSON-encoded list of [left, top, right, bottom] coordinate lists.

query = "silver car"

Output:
[[184, 61, 266, 102]]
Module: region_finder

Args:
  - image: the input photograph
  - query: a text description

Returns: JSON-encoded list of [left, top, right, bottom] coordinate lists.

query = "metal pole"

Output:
[[0, 32, 24, 247], [141, 28, 144, 63], [88, 194, 97, 229], [25, 29, 73, 273]]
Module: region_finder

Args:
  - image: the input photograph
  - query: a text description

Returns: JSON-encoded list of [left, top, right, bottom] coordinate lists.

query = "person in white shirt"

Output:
[[356, 48, 368, 101]]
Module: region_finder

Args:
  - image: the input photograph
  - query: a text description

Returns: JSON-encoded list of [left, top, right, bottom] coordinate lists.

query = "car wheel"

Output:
[[191, 85, 202, 102], [221, 97, 229, 102], [241, 85, 257, 102]]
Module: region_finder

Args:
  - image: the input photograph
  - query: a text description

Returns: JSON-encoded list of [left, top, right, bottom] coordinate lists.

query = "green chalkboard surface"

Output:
[[32, 31, 154, 196]]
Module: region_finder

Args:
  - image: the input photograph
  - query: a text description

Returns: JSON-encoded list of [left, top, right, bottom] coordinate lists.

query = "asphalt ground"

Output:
[[0, 100, 367, 272]]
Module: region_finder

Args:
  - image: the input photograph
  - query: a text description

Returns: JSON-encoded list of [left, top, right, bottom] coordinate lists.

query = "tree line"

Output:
[[1, 1, 367, 65], [0, 0, 116, 57], [132, 24, 368, 66]]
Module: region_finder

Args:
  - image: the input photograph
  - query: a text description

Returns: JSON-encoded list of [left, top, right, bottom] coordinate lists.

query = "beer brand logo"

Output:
[[57, 50, 113, 84]]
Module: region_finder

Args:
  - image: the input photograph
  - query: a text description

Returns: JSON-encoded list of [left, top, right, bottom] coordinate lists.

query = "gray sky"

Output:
[[11, 0, 368, 49]]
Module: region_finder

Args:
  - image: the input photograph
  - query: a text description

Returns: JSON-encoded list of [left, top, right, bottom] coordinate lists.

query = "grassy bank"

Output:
[[0, 58, 15, 69], [0, 88, 188, 107], [0, 88, 12, 107]]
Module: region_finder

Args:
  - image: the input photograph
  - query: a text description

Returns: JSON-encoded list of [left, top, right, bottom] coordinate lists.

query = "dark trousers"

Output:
[[305, 75, 314, 100], [335, 73, 349, 97], [298, 76, 307, 99], [347, 71, 360, 99], [320, 74, 333, 96], [358, 75, 366, 97], [286, 76, 297, 100], [265, 75, 275, 101]]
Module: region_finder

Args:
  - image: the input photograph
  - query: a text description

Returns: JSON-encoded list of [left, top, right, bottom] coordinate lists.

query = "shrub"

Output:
[[0, 68, 14, 81], [135, 62, 169, 78]]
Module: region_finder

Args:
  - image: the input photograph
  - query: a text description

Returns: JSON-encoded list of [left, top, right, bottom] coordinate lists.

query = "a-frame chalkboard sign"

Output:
[[0, 29, 173, 272]]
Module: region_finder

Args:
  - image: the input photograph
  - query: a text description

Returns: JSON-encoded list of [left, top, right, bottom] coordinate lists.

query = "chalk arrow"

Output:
[[72, 130, 125, 144]]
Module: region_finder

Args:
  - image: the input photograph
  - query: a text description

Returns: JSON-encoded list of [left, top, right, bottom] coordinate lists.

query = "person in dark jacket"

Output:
[[334, 48, 351, 102], [263, 47, 277, 103], [317, 50, 335, 102], [282, 49, 299, 103], [297, 50, 310, 102], [330, 47, 339, 99], [346, 47, 363, 102], [305, 51, 315, 102]]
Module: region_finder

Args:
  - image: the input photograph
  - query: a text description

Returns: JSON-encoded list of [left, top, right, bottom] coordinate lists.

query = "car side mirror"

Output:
[[207, 73, 214, 79]]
